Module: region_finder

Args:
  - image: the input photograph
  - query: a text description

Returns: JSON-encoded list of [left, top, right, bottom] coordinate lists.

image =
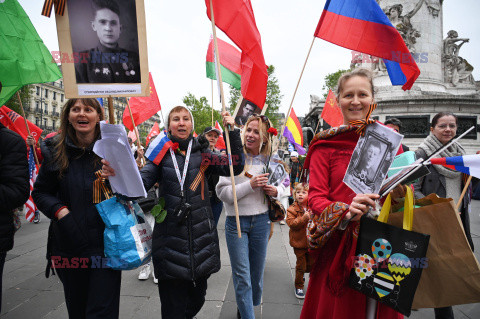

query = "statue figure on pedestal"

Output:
[[442, 30, 475, 86], [385, 0, 425, 52]]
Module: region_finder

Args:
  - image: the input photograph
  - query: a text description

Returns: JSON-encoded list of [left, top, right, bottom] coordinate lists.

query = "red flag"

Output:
[[193, 131, 198, 138], [0, 105, 42, 142], [321, 89, 343, 127], [128, 128, 138, 143], [146, 122, 160, 145], [214, 121, 226, 150], [206, 0, 268, 108], [123, 73, 161, 131]]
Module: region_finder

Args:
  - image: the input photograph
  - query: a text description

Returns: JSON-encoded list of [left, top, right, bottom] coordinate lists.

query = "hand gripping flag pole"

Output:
[[209, 0, 242, 238]]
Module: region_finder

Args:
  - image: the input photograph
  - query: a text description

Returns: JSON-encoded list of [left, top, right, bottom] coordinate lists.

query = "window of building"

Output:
[[35, 117, 40, 126], [36, 86, 40, 95], [52, 120, 56, 130], [61, 94, 64, 102], [60, 81, 63, 88], [43, 119, 47, 128], [36, 101, 39, 110], [53, 92, 56, 100], [45, 89, 48, 98]]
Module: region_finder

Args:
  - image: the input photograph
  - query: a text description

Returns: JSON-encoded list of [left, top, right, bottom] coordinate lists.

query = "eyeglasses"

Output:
[[249, 114, 271, 128]]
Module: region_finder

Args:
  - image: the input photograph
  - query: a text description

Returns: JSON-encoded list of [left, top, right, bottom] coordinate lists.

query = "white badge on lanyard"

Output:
[[169, 140, 193, 198]]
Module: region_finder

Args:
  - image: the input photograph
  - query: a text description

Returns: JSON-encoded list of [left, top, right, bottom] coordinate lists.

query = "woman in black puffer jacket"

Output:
[[103, 105, 244, 319], [32, 98, 121, 319]]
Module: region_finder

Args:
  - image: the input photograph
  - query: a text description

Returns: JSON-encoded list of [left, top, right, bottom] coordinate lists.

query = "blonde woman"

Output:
[[216, 114, 285, 319]]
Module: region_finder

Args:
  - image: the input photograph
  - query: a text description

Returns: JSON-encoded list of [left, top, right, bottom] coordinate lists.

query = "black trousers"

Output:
[[0, 251, 6, 313], [158, 276, 208, 319], [56, 266, 121, 319], [434, 306, 454, 319]]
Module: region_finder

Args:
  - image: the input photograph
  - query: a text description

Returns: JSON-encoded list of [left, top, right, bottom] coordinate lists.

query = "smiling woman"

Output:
[[31, 98, 124, 319]]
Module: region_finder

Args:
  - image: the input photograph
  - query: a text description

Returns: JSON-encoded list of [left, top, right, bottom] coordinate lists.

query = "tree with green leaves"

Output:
[[322, 69, 350, 98], [228, 65, 283, 128], [182, 92, 222, 134], [4, 85, 33, 115]]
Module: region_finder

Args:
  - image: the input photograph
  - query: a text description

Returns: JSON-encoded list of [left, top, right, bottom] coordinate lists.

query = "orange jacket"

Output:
[[286, 202, 310, 249]]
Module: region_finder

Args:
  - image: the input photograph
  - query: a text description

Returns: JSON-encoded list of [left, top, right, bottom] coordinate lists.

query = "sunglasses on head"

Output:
[[249, 114, 271, 128]]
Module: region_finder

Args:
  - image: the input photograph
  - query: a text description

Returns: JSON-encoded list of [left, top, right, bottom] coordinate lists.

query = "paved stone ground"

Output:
[[2, 201, 480, 318]]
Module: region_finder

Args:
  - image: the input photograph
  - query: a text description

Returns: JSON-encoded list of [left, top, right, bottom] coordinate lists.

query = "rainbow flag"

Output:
[[283, 108, 305, 155], [430, 155, 480, 179], [145, 131, 173, 165]]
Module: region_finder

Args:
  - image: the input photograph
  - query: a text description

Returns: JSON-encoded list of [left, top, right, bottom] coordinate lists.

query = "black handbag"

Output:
[[348, 187, 430, 316]]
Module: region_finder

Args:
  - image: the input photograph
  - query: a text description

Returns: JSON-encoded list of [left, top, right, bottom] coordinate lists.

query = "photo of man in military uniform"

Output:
[[73, 0, 141, 84]]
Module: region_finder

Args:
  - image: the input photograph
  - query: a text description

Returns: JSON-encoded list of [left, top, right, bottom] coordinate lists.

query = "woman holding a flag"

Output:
[[413, 111, 474, 319], [103, 105, 244, 318], [300, 69, 402, 319], [216, 114, 286, 319]]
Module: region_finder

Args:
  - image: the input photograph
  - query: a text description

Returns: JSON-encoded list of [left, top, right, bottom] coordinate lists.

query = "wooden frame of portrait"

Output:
[[55, 0, 149, 98], [232, 96, 267, 128]]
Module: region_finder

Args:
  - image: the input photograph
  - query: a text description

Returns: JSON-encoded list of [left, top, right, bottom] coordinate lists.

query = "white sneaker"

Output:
[[279, 220, 286, 225], [138, 264, 151, 280], [153, 273, 158, 284]]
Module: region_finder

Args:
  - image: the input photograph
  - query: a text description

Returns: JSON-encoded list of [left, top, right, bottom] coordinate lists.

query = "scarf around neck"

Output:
[[418, 133, 465, 178]]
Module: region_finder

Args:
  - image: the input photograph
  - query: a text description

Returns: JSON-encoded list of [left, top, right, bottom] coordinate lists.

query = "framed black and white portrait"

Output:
[[344, 122, 403, 194], [233, 97, 262, 127], [55, 0, 149, 98], [267, 162, 287, 187]]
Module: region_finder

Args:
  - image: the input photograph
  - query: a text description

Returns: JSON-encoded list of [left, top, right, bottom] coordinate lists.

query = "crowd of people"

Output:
[[1, 69, 478, 319]]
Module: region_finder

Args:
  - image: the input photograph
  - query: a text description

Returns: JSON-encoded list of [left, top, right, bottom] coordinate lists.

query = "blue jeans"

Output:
[[225, 213, 270, 319]]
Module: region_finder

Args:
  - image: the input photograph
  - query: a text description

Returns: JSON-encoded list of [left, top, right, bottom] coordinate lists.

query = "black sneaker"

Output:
[[295, 288, 305, 299], [237, 308, 241, 319], [33, 211, 40, 224]]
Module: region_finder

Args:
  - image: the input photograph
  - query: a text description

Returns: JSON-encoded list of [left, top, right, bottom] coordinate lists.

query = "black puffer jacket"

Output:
[[142, 129, 244, 281], [32, 136, 107, 258], [0, 123, 29, 252]]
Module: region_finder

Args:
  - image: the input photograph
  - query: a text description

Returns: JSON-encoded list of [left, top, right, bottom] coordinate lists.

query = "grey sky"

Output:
[[19, 0, 480, 120]]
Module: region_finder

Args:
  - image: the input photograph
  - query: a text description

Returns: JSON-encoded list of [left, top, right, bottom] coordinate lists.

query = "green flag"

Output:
[[0, 0, 62, 106]]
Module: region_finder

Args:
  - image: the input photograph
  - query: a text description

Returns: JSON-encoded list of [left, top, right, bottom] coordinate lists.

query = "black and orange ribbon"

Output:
[[348, 103, 377, 136], [93, 170, 113, 204], [41, 0, 65, 18]]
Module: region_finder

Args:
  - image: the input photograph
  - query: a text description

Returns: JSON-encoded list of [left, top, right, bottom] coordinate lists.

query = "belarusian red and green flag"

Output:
[[0, 0, 62, 106], [206, 37, 241, 90]]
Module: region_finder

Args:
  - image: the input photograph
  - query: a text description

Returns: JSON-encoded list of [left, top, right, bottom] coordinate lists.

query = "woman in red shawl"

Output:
[[300, 69, 403, 319]]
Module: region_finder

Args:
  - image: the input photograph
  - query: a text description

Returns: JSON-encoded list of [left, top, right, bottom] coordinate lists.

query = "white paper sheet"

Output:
[[93, 121, 147, 198]]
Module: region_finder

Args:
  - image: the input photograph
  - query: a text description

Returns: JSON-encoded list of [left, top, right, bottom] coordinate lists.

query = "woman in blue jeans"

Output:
[[216, 115, 285, 318]]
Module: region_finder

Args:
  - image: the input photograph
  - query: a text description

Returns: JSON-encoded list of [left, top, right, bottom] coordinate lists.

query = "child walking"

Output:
[[286, 183, 314, 299]]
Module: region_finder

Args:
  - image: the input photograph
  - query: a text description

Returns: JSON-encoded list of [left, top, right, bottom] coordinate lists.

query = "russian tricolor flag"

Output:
[[430, 155, 480, 179], [315, 0, 420, 90], [145, 131, 173, 165]]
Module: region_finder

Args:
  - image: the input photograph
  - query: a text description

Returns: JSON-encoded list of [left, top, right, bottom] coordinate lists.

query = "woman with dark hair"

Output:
[[300, 69, 402, 319], [413, 111, 474, 319], [32, 99, 122, 318]]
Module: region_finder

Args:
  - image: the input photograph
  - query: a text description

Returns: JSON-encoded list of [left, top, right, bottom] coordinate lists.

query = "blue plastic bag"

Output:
[[96, 196, 153, 270]]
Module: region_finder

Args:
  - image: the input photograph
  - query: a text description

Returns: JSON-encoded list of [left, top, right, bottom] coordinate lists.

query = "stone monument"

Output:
[[305, 0, 479, 153]]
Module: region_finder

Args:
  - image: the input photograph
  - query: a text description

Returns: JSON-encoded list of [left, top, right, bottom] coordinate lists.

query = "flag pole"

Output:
[[126, 98, 145, 166], [313, 115, 322, 135], [210, 0, 242, 238], [16, 91, 40, 166], [278, 36, 316, 146], [107, 96, 115, 124], [456, 175, 473, 210], [211, 79, 214, 126]]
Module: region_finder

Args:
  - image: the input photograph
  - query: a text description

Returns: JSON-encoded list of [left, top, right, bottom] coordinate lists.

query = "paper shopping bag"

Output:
[[348, 187, 430, 316], [388, 194, 480, 308]]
